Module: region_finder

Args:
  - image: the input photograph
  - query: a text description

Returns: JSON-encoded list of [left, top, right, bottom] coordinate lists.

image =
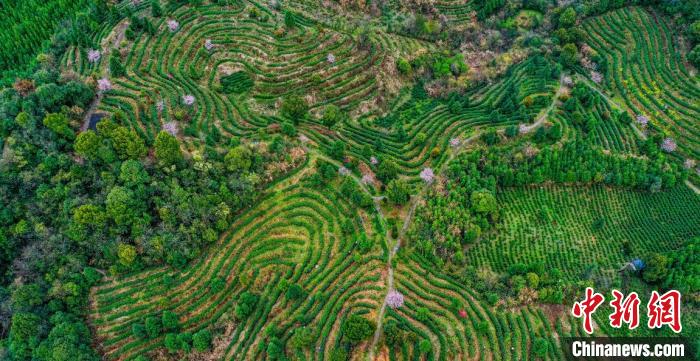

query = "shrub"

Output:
[[193, 329, 212, 352], [145, 316, 161, 339], [280, 95, 308, 124], [386, 179, 410, 205], [341, 315, 376, 344]]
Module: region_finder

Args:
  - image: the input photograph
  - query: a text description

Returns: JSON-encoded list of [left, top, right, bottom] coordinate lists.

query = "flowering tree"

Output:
[[97, 78, 112, 92], [338, 166, 350, 176], [156, 99, 165, 113], [327, 53, 336, 63], [450, 138, 461, 147], [162, 122, 178, 136], [369, 156, 378, 165], [683, 159, 696, 169], [204, 39, 214, 51], [361, 174, 374, 184], [660, 137, 677, 153], [519, 123, 528, 134], [420, 168, 435, 184], [298, 134, 310, 143], [386, 290, 404, 309], [590, 71, 603, 84], [167, 19, 180, 32], [87, 49, 101, 63], [636, 114, 649, 127], [182, 95, 195, 106]]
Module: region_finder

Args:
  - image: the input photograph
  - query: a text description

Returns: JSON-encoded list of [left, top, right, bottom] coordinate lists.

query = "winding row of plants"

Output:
[[90, 170, 386, 360]]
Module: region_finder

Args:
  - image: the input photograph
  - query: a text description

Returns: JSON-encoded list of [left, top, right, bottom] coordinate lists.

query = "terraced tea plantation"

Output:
[[1, 0, 699, 360], [582, 7, 700, 161], [465, 185, 700, 281]]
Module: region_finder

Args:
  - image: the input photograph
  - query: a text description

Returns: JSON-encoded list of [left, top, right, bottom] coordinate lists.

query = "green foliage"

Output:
[[386, 179, 410, 205], [144, 316, 161, 339], [109, 53, 126, 77], [341, 314, 376, 344], [42, 113, 74, 139], [225, 146, 252, 172], [321, 105, 346, 128], [290, 327, 314, 349], [192, 329, 212, 352], [220, 72, 253, 94], [533, 337, 549, 357], [280, 95, 308, 124], [154, 131, 182, 166], [162, 311, 179, 331], [235, 291, 259, 319], [560, 43, 579, 66]]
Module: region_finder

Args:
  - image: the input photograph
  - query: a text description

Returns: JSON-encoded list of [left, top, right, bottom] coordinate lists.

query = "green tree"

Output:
[[117, 243, 137, 267], [559, 7, 577, 28], [290, 327, 315, 349], [74, 130, 100, 160], [533, 338, 549, 357], [321, 104, 345, 128], [119, 160, 149, 186], [9, 312, 41, 360], [643, 253, 669, 284], [286, 284, 304, 300], [109, 53, 126, 77], [280, 95, 308, 124], [386, 179, 410, 205], [284, 11, 296, 28], [341, 314, 376, 344], [162, 311, 179, 331], [164, 333, 178, 353], [132, 323, 147, 339], [471, 190, 497, 214], [145, 316, 161, 339], [154, 131, 182, 166], [151, 0, 163, 17], [376, 159, 399, 182], [193, 329, 212, 351], [106, 186, 138, 227], [419, 339, 432, 354], [224, 146, 252, 172], [560, 43, 579, 66], [43, 113, 74, 139]]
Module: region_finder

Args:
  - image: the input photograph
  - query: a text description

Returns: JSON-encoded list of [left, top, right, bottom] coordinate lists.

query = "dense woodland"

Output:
[[0, 0, 699, 360]]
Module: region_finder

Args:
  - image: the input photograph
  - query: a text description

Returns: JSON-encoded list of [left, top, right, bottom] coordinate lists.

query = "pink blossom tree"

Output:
[[660, 137, 677, 153], [386, 290, 404, 309], [97, 78, 112, 92], [327, 53, 336, 63], [590, 71, 603, 84], [167, 19, 180, 32], [636, 114, 649, 127], [420, 168, 435, 184], [204, 39, 214, 51], [182, 95, 195, 106], [87, 49, 101, 63], [162, 122, 178, 136]]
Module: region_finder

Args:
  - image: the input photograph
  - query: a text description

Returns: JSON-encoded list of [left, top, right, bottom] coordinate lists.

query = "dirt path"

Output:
[[366, 75, 564, 360], [576, 74, 700, 192], [367, 197, 418, 360], [81, 20, 130, 131]]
